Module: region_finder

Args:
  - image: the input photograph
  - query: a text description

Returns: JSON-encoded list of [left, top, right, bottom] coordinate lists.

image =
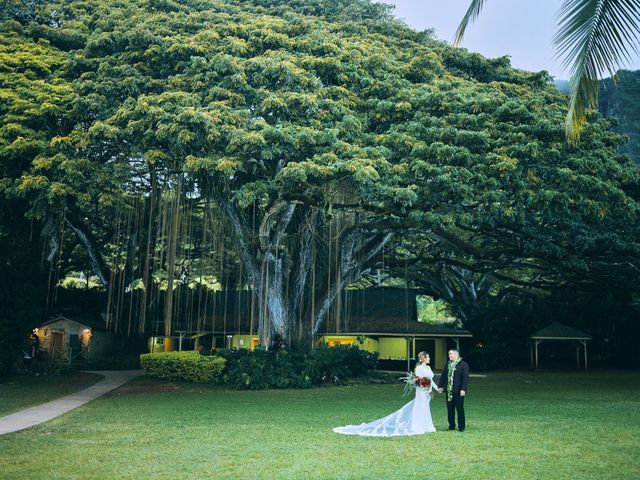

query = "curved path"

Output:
[[0, 370, 142, 435]]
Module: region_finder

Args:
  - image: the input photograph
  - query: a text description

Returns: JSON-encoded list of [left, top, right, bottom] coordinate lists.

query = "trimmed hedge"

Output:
[[140, 351, 226, 383]]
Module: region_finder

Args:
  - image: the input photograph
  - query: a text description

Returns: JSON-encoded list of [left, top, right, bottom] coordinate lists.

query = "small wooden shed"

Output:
[[35, 314, 117, 363], [530, 322, 592, 370]]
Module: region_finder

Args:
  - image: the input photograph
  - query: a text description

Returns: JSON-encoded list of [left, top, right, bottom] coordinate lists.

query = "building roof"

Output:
[[40, 313, 108, 332], [530, 322, 591, 340], [322, 318, 473, 337]]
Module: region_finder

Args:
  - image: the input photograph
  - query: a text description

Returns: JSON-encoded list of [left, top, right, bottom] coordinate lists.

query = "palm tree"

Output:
[[455, 0, 640, 144]]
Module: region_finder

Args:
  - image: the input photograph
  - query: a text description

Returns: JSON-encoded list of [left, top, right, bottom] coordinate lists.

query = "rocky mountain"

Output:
[[598, 70, 640, 165], [555, 71, 639, 164]]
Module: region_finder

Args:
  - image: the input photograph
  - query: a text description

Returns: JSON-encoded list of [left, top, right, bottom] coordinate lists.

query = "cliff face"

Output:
[[554, 71, 639, 164], [598, 70, 640, 164]]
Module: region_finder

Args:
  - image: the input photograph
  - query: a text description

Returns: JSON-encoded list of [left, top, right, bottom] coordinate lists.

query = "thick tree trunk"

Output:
[[65, 219, 109, 286], [312, 231, 394, 335], [222, 199, 394, 345], [222, 201, 311, 343]]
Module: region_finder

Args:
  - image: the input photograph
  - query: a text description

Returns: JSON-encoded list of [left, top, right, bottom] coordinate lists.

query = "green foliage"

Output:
[[218, 344, 378, 389], [416, 295, 456, 324], [85, 355, 141, 370], [303, 344, 379, 383], [5, 0, 600, 229], [219, 348, 313, 389], [57, 271, 104, 290], [139, 351, 226, 383], [23, 360, 71, 376]]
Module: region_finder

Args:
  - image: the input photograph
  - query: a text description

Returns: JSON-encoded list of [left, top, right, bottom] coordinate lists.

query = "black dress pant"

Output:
[[447, 394, 465, 431]]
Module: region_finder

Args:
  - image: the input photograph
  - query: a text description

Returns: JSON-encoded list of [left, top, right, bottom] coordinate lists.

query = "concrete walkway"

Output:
[[0, 370, 142, 435]]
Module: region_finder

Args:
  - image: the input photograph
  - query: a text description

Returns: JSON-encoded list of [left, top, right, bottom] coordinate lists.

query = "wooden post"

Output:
[[530, 343, 533, 368], [455, 337, 460, 352], [576, 342, 580, 369], [583, 340, 588, 371], [535, 339, 540, 369], [406, 337, 411, 372]]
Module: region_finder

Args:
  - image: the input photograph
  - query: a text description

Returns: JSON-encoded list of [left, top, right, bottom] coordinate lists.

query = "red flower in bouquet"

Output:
[[414, 376, 431, 389]]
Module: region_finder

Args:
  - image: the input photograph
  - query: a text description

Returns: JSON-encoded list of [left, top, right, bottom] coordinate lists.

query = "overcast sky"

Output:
[[379, 0, 640, 80]]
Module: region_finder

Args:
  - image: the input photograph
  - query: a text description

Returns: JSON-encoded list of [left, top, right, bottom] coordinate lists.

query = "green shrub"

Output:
[[20, 360, 71, 376], [219, 348, 311, 389], [218, 344, 378, 390], [303, 344, 378, 384], [140, 351, 226, 383]]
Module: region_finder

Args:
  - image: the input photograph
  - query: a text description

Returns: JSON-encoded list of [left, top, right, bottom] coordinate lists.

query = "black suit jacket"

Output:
[[439, 360, 469, 395]]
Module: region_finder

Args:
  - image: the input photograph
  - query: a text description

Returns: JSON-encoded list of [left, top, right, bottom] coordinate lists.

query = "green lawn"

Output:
[[0, 371, 638, 479], [0, 371, 104, 416]]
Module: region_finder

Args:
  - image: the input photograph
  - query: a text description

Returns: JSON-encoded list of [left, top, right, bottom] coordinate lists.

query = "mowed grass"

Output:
[[0, 371, 638, 479], [0, 371, 103, 416]]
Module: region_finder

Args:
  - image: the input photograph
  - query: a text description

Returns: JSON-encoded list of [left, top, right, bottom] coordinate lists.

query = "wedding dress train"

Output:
[[333, 364, 438, 437]]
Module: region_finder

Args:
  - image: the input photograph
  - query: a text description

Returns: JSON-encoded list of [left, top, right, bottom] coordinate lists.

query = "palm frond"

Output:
[[454, 0, 488, 46], [554, 0, 640, 144]]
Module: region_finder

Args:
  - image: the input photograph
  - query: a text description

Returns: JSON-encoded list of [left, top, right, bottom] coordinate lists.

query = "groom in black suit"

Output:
[[438, 349, 469, 432]]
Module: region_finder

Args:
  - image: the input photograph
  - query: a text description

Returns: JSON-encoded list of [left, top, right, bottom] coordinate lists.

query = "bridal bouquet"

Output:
[[400, 372, 432, 397], [415, 376, 432, 389]]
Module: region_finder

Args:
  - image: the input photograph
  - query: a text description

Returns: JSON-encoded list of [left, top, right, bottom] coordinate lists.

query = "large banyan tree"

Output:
[[2, 0, 639, 347]]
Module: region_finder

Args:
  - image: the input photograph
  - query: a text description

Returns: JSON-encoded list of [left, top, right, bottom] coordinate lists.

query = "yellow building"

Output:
[[319, 324, 472, 371], [317, 287, 472, 371]]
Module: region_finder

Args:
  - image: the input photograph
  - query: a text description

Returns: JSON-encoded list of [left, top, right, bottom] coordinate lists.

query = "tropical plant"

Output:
[[455, 0, 640, 143], [217, 344, 378, 389]]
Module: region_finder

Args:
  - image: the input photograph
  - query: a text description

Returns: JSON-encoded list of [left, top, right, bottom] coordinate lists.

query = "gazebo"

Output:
[[530, 322, 592, 370]]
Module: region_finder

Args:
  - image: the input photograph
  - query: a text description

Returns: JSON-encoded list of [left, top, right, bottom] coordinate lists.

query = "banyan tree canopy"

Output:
[[2, 0, 639, 349]]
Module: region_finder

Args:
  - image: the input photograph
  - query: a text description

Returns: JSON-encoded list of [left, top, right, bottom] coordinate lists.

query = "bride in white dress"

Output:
[[333, 351, 439, 436]]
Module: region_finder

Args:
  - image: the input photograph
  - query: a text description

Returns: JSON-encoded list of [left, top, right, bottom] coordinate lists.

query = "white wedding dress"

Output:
[[333, 364, 438, 436]]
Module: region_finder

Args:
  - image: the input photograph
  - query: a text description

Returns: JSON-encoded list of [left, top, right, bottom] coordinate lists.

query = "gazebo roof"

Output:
[[530, 322, 591, 340]]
